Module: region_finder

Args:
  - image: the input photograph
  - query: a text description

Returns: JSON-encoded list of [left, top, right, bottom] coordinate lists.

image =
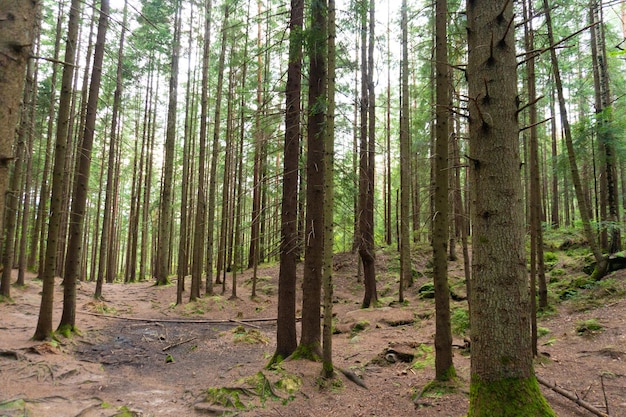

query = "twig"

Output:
[[162, 337, 197, 352], [536, 375, 610, 417], [229, 319, 261, 329], [601, 374, 610, 416]]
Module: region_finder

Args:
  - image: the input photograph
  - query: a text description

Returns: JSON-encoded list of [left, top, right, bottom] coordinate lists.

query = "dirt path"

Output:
[[1, 263, 625, 416]]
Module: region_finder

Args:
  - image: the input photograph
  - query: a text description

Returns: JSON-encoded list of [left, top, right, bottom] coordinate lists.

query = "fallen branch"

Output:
[[78, 310, 282, 325], [162, 337, 197, 352], [536, 375, 610, 417]]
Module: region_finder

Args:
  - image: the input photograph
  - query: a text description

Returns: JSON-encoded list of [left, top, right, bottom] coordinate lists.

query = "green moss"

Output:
[[56, 324, 80, 338], [419, 378, 457, 399], [291, 343, 321, 361], [351, 320, 370, 334], [232, 327, 269, 345], [468, 375, 556, 417], [576, 319, 604, 336]]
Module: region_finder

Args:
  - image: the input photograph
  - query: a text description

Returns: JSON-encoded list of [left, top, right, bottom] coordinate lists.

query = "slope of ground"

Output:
[[0, 248, 625, 416]]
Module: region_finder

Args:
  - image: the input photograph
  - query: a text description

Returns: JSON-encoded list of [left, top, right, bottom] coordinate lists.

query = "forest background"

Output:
[[1, 0, 626, 414]]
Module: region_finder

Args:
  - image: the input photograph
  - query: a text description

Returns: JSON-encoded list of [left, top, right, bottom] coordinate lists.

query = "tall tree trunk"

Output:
[[522, 0, 546, 358], [248, 0, 264, 277], [30, 1, 64, 273], [590, 0, 620, 254], [18, 47, 39, 286], [177, 4, 196, 304], [34, 0, 81, 340], [156, 1, 182, 286], [206, 4, 230, 294], [139, 61, 156, 283], [359, 0, 377, 309], [297, 0, 327, 359], [543, 0, 607, 279], [433, 0, 455, 381], [1, 34, 37, 295], [95, 0, 129, 297], [59, 0, 109, 333], [271, 0, 303, 364], [322, 0, 336, 379], [399, 0, 411, 303], [190, 0, 212, 301], [466, 0, 555, 414]]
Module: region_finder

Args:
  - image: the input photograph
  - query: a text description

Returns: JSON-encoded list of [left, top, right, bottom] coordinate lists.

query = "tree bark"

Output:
[[297, 0, 327, 359], [155, 1, 182, 286], [466, 0, 555, 414], [359, 0, 377, 309], [433, 0, 454, 381], [206, 4, 230, 294], [271, 0, 303, 363], [59, 0, 109, 333], [399, 0, 411, 303], [34, 0, 81, 340]]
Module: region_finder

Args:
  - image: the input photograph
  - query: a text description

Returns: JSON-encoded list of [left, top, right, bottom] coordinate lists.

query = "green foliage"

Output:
[[418, 282, 435, 299], [537, 327, 550, 338], [411, 344, 434, 370], [576, 319, 604, 336], [451, 308, 470, 336], [543, 251, 558, 266]]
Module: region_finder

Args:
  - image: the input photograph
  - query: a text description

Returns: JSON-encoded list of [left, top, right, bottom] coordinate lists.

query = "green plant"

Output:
[[536, 327, 550, 338], [451, 308, 470, 336], [411, 344, 435, 370], [576, 319, 604, 336]]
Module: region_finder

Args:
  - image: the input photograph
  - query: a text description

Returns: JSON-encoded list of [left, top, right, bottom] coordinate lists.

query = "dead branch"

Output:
[[79, 310, 285, 325], [162, 337, 197, 352], [536, 375, 610, 417]]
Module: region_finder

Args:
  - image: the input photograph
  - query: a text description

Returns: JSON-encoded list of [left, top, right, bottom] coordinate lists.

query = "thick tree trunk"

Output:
[[359, 0, 377, 309], [271, 0, 303, 363], [34, 0, 81, 340], [466, 0, 555, 414], [297, 0, 327, 359], [59, 0, 109, 333]]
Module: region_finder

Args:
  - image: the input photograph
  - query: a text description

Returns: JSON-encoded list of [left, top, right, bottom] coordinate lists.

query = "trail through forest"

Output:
[[1, 251, 626, 416]]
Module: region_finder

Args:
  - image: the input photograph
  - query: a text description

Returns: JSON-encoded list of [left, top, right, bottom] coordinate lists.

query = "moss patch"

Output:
[[468, 375, 555, 417]]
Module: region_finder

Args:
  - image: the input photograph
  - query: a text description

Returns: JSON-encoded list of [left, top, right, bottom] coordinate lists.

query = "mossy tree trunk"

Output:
[[466, 0, 555, 414]]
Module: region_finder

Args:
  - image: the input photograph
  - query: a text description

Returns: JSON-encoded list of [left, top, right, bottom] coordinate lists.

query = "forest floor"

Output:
[[1, 244, 626, 417]]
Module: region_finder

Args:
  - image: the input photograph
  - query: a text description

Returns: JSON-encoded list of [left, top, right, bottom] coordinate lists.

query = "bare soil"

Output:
[[1, 250, 625, 416]]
